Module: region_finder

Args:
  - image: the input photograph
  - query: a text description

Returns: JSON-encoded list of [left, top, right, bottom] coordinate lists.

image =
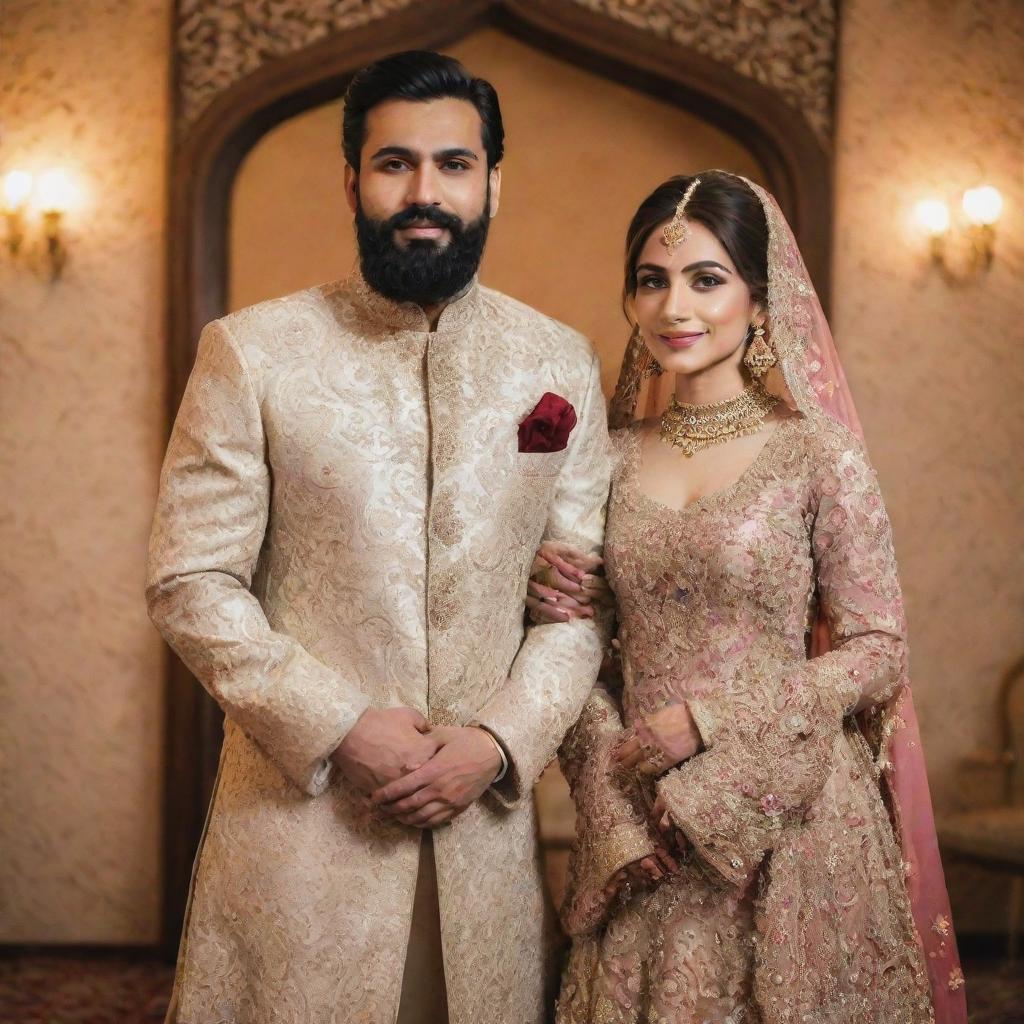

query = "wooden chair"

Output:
[[938, 655, 1024, 959]]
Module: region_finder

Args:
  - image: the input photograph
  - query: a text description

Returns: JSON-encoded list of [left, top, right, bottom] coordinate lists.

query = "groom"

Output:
[[147, 51, 610, 1024]]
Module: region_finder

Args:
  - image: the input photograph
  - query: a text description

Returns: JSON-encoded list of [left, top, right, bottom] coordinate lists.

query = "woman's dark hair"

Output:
[[342, 51, 504, 171], [623, 171, 768, 319]]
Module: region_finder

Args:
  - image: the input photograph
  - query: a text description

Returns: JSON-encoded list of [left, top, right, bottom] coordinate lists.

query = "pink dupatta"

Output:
[[752, 178, 966, 1022]]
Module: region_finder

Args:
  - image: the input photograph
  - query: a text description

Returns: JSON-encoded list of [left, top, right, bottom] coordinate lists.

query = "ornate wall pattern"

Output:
[[176, 0, 421, 131], [571, 0, 837, 141], [832, 0, 1024, 934], [174, 0, 838, 143]]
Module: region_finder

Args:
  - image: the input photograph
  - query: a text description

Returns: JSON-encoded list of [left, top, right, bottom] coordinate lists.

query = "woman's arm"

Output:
[[558, 667, 670, 936], [655, 425, 907, 884]]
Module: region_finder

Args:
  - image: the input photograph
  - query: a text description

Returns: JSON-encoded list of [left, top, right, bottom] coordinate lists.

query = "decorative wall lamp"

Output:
[[962, 185, 1003, 271], [36, 169, 73, 280], [3, 169, 32, 256], [2, 167, 77, 280], [915, 185, 1004, 282]]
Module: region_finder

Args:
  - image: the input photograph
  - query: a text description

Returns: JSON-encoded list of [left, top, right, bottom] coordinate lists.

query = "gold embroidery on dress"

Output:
[[556, 419, 933, 1024]]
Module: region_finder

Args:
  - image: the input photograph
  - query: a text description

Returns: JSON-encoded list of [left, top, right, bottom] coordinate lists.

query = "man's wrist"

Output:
[[475, 726, 508, 784]]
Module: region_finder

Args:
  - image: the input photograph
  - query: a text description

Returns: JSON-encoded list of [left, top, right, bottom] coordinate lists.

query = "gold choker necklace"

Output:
[[660, 383, 778, 457]]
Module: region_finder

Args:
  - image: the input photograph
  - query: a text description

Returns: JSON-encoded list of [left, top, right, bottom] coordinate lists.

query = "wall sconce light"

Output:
[[914, 198, 950, 262], [3, 169, 32, 256], [36, 169, 74, 280], [915, 185, 1003, 282], [2, 166, 77, 280], [961, 185, 1003, 271]]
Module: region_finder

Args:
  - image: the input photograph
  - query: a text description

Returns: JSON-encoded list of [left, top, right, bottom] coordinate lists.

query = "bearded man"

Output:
[[147, 50, 611, 1024]]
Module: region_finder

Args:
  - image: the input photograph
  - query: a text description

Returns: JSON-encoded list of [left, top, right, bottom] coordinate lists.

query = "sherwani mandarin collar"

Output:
[[346, 267, 482, 334]]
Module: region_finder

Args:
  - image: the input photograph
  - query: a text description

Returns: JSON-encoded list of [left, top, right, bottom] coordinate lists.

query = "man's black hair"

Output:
[[342, 50, 504, 170]]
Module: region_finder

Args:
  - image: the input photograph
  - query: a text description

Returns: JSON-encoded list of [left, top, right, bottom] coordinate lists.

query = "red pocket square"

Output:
[[518, 392, 577, 453]]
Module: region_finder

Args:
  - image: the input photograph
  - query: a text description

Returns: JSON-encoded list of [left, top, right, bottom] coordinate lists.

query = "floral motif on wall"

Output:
[[175, 0, 837, 143], [176, 0, 421, 132], [571, 0, 837, 140]]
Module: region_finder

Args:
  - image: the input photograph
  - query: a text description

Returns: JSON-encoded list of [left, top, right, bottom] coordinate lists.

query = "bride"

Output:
[[528, 170, 967, 1023]]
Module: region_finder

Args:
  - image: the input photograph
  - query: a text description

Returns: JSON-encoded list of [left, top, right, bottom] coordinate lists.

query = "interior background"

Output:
[[1, 0, 1021, 947]]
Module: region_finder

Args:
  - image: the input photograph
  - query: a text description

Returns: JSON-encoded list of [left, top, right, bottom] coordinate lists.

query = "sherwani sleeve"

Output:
[[656, 426, 907, 884], [146, 320, 371, 796], [474, 351, 613, 807]]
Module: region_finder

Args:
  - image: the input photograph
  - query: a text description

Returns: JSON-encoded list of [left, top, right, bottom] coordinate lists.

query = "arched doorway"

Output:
[[162, 0, 834, 954]]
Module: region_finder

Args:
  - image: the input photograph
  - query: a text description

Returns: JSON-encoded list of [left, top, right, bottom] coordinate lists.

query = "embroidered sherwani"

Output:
[[146, 272, 611, 1024]]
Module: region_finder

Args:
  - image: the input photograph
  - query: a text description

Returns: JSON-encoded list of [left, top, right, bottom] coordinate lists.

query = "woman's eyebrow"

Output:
[[681, 260, 732, 274]]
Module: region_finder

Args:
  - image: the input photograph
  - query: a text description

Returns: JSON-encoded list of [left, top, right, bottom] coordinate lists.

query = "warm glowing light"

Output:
[[3, 169, 33, 210], [36, 168, 76, 213], [915, 198, 950, 236], [962, 185, 1003, 226]]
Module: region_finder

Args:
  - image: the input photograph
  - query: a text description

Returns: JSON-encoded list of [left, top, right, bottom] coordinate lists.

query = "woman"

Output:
[[529, 171, 966, 1023]]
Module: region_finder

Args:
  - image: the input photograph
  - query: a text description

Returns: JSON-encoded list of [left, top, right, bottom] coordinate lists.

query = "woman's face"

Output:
[[632, 218, 761, 380]]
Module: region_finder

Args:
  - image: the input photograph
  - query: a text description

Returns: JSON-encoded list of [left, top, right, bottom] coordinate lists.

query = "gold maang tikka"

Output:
[[662, 177, 702, 251]]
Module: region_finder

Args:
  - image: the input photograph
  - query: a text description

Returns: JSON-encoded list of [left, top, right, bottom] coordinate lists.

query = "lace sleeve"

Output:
[[558, 672, 656, 937], [656, 422, 907, 884]]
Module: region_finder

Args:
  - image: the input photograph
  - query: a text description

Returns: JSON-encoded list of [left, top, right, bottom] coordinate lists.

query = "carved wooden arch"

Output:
[[162, 0, 835, 953]]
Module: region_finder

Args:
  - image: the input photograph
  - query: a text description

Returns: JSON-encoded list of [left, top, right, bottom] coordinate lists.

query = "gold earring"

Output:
[[743, 324, 776, 379]]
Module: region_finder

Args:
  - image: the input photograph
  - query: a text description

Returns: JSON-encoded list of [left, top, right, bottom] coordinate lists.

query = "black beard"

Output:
[[354, 196, 490, 307]]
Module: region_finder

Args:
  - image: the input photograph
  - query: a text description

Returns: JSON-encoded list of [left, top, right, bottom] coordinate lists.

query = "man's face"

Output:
[[345, 97, 501, 306]]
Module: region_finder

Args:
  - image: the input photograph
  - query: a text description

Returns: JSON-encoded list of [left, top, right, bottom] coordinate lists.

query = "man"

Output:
[[148, 51, 610, 1024]]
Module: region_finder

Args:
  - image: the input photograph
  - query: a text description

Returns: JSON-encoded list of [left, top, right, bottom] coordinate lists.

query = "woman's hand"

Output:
[[650, 793, 691, 855], [526, 541, 613, 625], [602, 840, 680, 900], [612, 703, 703, 776]]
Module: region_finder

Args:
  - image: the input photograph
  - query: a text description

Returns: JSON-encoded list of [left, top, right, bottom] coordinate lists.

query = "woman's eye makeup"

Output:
[[638, 274, 668, 289], [637, 271, 725, 290], [692, 273, 724, 289]]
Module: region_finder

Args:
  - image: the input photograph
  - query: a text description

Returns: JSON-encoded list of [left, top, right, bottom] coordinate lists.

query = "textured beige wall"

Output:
[[230, 29, 763, 398], [832, 0, 1024, 931], [0, 1, 169, 942]]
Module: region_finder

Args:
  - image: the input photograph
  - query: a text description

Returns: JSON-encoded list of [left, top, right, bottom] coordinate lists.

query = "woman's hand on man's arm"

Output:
[[525, 540, 614, 624]]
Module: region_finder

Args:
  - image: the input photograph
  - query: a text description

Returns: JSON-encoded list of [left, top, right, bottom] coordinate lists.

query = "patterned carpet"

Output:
[[964, 959, 1024, 1024], [0, 956, 172, 1024], [0, 953, 1021, 1023]]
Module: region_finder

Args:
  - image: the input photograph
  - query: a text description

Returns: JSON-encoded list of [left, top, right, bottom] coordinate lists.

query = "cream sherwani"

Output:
[[147, 271, 611, 1024]]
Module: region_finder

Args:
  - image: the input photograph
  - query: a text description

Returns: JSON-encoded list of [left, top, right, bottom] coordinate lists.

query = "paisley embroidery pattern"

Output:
[[147, 273, 613, 1023]]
